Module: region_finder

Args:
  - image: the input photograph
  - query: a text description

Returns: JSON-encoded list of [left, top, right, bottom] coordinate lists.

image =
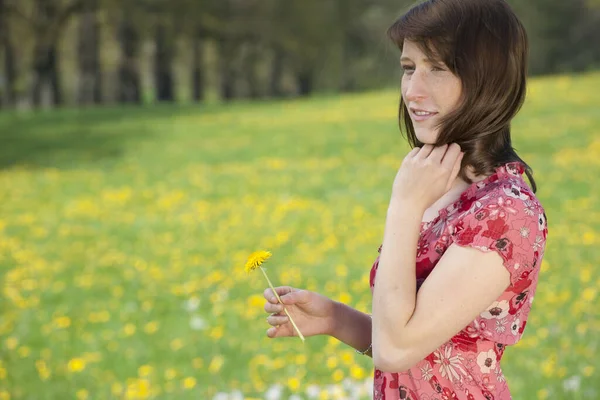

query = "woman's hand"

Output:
[[391, 143, 464, 212], [263, 286, 337, 339]]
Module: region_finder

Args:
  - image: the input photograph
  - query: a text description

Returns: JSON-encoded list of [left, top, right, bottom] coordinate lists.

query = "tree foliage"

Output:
[[0, 0, 598, 108]]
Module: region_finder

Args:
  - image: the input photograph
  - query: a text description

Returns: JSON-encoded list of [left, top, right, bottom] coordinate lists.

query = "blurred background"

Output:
[[0, 0, 598, 108], [0, 1, 599, 400]]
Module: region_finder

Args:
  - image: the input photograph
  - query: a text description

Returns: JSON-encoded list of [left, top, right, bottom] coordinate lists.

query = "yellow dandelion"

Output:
[[35, 360, 51, 381], [5, 337, 18, 350], [244, 250, 305, 342], [123, 323, 136, 336], [170, 338, 184, 351], [208, 355, 224, 374], [138, 365, 153, 377], [182, 377, 196, 389], [332, 369, 344, 382], [244, 250, 272, 273], [111, 383, 123, 396], [287, 377, 300, 391], [143, 321, 159, 335], [18, 346, 30, 358], [68, 358, 86, 373], [165, 368, 177, 380]]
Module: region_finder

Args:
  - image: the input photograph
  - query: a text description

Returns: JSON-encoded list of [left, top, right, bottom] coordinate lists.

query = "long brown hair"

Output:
[[388, 0, 537, 192]]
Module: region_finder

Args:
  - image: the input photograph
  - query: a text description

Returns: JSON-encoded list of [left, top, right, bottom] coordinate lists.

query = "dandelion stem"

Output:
[[260, 267, 305, 342]]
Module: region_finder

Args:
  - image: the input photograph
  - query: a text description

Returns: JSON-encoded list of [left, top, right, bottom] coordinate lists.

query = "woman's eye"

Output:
[[401, 65, 415, 74], [432, 65, 446, 72]]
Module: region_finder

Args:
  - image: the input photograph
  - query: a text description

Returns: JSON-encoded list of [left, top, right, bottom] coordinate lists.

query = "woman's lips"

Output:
[[409, 108, 438, 122]]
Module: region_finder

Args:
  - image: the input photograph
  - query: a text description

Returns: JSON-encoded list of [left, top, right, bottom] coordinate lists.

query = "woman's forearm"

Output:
[[330, 301, 372, 358], [371, 204, 421, 369]]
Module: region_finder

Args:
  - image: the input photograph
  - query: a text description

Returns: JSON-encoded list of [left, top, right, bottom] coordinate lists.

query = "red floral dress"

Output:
[[369, 162, 548, 400]]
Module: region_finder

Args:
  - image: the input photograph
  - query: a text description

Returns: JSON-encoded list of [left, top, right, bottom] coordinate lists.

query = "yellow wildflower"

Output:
[[68, 358, 86, 373], [192, 358, 204, 369], [165, 368, 177, 380], [208, 355, 224, 374], [244, 250, 305, 342], [244, 250, 272, 273], [182, 377, 196, 389], [143, 321, 159, 335], [138, 365, 153, 377]]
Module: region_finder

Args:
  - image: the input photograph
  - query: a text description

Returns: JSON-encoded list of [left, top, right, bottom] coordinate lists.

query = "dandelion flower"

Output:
[[245, 250, 272, 273], [244, 250, 305, 342]]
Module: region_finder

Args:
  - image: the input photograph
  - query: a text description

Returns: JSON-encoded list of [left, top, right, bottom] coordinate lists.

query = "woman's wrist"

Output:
[[327, 300, 343, 337], [328, 300, 372, 355]]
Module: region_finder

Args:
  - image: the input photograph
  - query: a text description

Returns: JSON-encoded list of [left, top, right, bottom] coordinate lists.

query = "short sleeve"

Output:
[[450, 182, 548, 287]]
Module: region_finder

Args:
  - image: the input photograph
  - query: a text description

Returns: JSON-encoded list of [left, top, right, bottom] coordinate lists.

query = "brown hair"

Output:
[[388, 0, 537, 192]]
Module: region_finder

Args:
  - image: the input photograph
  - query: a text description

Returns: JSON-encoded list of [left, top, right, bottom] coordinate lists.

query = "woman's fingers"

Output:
[[264, 301, 283, 313], [266, 314, 289, 326], [262, 287, 308, 306], [450, 151, 464, 177], [280, 289, 310, 305], [263, 286, 294, 303], [415, 144, 435, 159], [267, 327, 281, 338], [441, 143, 462, 169], [407, 147, 420, 158], [266, 318, 293, 338], [428, 144, 449, 163]]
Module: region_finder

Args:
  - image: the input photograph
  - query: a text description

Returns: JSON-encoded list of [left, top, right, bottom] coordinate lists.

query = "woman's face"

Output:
[[400, 40, 462, 145]]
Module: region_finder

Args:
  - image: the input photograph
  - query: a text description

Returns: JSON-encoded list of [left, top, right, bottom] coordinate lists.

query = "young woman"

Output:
[[263, 0, 548, 399]]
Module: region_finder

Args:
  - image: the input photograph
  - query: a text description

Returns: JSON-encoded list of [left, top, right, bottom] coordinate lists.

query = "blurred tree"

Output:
[[237, 0, 268, 99], [0, 0, 598, 109], [77, 0, 102, 105], [337, 0, 372, 92], [269, 44, 285, 98], [4, 0, 85, 107], [191, 25, 206, 102], [278, 0, 335, 96], [212, 0, 238, 101], [116, 2, 141, 103], [146, 0, 175, 102], [153, 20, 174, 102], [171, 0, 208, 102], [0, 0, 17, 107], [263, 0, 287, 98], [509, 0, 600, 74]]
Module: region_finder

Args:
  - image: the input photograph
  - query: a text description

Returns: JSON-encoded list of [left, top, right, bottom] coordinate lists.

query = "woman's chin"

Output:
[[415, 131, 437, 145]]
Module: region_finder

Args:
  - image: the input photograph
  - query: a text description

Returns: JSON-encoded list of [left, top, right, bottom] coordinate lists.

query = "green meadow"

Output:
[[1, 72, 599, 400]]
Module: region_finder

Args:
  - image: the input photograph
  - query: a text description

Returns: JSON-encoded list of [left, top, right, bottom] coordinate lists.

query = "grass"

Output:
[[0, 71, 599, 400]]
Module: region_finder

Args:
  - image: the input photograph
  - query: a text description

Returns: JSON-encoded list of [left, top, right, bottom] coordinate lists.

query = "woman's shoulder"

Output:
[[450, 162, 548, 286], [466, 162, 544, 215]]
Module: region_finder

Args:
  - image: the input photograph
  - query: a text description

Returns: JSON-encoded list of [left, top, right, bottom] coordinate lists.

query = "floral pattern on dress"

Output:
[[369, 162, 548, 400]]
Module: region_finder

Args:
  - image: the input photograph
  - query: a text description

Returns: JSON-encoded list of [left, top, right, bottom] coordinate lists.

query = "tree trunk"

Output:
[[0, 0, 16, 107], [30, 0, 62, 107], [31, 42, 62, 107], [269, 47, 284, 98], [191, 29, 204, 102], [297, 70, 313, 96], [48, 46, 62, 105], [154, 22, 174, 102], [118, 11, 141, 104], [218, 38, 236, 102], [29, 0, 84, 107], [340, 33, 357, 92], [245, 44, 260, 99], [77, 0, 102, 105]]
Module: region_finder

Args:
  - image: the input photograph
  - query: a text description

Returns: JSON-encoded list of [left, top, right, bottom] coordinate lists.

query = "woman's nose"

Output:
[[404, 70, 428, 102]]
